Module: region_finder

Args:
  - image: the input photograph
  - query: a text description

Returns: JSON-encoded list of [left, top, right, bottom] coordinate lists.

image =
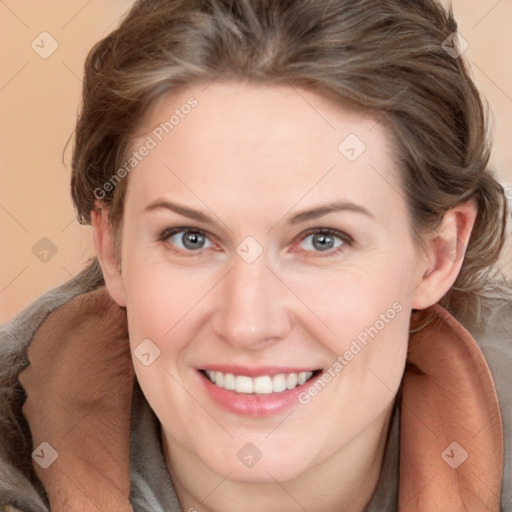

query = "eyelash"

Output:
[[158, 226, 353, 258]]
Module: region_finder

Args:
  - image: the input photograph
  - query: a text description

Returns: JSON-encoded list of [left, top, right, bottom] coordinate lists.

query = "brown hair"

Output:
[[70, 0, 510, 332]]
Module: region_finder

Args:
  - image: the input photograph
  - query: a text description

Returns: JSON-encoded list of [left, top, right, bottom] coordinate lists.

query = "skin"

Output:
[[93, 80, 477, 512]]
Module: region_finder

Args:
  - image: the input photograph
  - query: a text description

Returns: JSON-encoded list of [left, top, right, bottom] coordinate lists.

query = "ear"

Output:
[[91, 203, 126, 307], [411, 200, 477, 310]]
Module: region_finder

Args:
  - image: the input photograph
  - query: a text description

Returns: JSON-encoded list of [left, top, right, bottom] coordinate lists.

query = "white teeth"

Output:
[[286, 373, 298, 389], [298, 372, 309, 385], [235, 375, 253, 393], [223, 373, 235, 390], [253, 376, 273, 394], [272, 374, 287, 393], [204, 370, 314, 394]]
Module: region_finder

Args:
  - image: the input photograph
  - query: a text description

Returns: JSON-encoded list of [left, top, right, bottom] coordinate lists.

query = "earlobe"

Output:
[[411, 201, 478, 310], [91, 204, 126, 307]]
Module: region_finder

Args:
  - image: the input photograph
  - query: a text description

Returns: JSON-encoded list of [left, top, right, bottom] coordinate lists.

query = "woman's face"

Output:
[[115, 81, 423, 482]]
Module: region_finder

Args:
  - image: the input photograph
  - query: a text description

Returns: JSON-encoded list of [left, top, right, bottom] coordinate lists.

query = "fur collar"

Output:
[[1, 259, 510, 511]]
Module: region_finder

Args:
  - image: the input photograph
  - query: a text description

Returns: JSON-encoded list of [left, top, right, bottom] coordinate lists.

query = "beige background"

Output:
[[1, 0, 511, 323]]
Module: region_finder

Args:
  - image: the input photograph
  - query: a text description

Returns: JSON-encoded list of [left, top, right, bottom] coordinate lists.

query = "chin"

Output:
[[194, 438, 318, 483]]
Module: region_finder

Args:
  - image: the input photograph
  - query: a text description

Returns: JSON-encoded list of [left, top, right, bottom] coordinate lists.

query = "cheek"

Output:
[[122, 256, 213, 343], [291, 253, 414, 355], [121, 263, 209, 426], [295, 281, 410, 449], [292, 252, 413, 415]]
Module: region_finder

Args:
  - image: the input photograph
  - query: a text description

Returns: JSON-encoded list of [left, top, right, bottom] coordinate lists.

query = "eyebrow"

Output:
[[143, 199, 375, 225], [288, 201, 375, 224]]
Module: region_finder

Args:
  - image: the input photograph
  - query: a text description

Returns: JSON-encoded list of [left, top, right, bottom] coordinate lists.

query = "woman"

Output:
[[1, 0, 511, 510]]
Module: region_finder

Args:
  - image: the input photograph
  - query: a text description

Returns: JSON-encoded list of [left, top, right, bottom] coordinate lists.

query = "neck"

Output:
[[162, 403, 394, 512]]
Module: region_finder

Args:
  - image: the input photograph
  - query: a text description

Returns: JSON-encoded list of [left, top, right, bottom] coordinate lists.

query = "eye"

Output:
[[160, 227, 214, 252], [297, 229, 350, 255], [158, 226, 351, 257]]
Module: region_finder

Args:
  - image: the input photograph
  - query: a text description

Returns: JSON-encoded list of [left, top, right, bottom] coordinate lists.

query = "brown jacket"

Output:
[[0, 260, 510, 511]]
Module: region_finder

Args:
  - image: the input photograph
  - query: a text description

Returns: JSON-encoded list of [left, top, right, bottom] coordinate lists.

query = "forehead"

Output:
[[126, 81, 403, 219]]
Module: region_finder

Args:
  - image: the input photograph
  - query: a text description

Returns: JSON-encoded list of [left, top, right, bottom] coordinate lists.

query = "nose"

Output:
[[211, 252, 293, 350]]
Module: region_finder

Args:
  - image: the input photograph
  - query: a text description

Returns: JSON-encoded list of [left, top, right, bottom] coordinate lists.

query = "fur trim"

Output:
[[0, 257, 510, 510], [0, 259, 103, 511]]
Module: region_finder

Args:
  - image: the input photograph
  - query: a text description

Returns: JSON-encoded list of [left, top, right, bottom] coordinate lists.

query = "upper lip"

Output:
[[200, 365, 321, 378]]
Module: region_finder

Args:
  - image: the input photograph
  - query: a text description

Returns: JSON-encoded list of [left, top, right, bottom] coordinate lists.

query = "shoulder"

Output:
[[0, 259, 104, 512], [470, 294, 512, 398], [469, 295, 512, 512]]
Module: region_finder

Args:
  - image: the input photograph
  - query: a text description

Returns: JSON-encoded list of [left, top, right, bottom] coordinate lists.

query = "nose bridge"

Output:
[[213, 251, 291, 348]]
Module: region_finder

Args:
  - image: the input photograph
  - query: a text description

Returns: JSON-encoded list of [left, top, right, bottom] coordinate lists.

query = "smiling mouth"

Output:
[[200, 369, 321, 394]]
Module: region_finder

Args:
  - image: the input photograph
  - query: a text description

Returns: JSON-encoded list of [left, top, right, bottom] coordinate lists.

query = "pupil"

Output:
[[183, 231, 204, 250], [313, 232, 333, 251]]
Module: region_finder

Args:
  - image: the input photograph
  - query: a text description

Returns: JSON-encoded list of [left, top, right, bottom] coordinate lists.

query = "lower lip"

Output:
[[198, 370, 321, 417]]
